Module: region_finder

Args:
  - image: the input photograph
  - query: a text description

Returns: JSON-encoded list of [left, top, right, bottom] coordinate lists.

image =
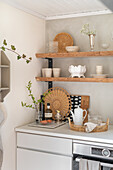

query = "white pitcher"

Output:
[[71, 106, 87, 126]]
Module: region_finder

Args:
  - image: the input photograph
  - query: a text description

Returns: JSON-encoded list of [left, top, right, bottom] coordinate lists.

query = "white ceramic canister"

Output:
[[53, 68, 61, 77], [45, 68, 52, 77], [96, 65, 103, 74]]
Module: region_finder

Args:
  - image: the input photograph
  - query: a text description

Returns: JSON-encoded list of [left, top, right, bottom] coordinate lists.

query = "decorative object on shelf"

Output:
[[68, 118, 109, 133], [44, 68, 52, 77], [70, 95, 89, 124], [54, 32, 73, 53], [70, 106, 87, 126], [54, 110, 62, 122], [66, 46, 80, 52], [45, 103, 53, 120], [42, 68, 61, 77], [91, 74, 108, 78], [48, 41, 58, 53], [89, 33, 96, 51], [53, 68, 61, 77], [81, 23, 96, 51], [69, 65, 86, 78], [91, 65, 108, 78], [0, 39, 32, 64], [44, 87, 71, 120], [42, 68, 46, 77], [21, 81, 50, 122], [101, 43, 110, 51], [96, 65, 103, 74]]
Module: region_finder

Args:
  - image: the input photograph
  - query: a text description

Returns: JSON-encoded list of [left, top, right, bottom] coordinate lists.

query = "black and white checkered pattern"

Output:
[[70, 95, 81, 113], [69, 95, 81, 121]]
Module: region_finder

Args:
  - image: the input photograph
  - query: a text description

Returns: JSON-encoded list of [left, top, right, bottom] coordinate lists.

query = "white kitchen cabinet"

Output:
[[17, 148, 72, 170], [16, 132, 72, 170]]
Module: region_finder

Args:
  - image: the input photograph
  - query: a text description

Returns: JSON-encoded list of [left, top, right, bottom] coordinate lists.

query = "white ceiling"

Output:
[[1, 0, 112, 20]]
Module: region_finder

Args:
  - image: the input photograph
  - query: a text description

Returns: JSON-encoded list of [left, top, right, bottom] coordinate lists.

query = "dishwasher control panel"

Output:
[[73, 141, 113, 160], [92, 147, 113, 158]]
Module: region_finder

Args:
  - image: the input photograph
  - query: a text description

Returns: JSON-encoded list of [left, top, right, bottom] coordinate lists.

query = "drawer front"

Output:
[[17, 148, 72, 170], [17, 133, 72, 156]]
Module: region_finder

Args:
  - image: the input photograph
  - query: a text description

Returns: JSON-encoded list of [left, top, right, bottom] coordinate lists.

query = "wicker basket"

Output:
[[44, 87, 71, 120], [68, 118, 109, 133], [54, 32, 73, 53]]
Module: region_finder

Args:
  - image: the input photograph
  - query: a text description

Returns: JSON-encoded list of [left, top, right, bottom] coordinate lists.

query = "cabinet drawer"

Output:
[[17, 133, 72, 156]]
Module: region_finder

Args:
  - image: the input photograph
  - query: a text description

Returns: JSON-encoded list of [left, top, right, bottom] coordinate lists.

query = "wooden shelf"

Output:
[[36, 51, 113, 59], [36, 77, 113, 83]]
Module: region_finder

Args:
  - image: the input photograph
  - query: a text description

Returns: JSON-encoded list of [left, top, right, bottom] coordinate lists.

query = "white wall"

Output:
[[0, 2, 45, 170]]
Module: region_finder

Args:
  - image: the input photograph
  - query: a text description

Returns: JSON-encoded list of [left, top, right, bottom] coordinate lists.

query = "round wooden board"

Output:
[[54, 32, 73, 53], [44, 87, 71, 120]]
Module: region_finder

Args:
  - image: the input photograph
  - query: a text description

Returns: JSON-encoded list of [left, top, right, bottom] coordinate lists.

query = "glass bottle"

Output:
[[45, 103, 53, 120]]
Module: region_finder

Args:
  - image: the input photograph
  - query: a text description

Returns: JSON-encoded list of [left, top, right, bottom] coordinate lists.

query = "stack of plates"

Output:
[[91, 74, 108, 78]]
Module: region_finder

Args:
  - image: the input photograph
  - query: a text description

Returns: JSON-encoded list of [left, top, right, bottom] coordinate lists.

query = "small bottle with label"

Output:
[[45, 103, 53, 120]]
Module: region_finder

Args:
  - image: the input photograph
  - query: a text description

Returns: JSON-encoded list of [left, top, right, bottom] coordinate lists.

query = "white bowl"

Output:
[[66, 46, 80, 52], [69, 65, 86, 78]]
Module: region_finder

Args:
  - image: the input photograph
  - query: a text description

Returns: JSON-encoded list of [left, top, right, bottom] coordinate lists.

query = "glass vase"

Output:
[[35, 103, 42, 123], [89, 34, 96, 51]]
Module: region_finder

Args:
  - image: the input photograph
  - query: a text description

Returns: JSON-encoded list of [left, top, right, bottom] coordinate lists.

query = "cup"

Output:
[[96, 66, 103, 74], [45, 68, 52, 77], [53, 68, 61, 77], [42, 68, 46, 77], [48, 41, 58, 53]]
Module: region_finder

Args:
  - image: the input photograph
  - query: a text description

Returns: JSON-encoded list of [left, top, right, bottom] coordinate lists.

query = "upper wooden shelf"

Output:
[[36, 77, 113, 83], [36, 51, 113, 59]]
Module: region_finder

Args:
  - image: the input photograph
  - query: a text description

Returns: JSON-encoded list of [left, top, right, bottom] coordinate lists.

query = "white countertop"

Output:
[[16, 123, 113, 145]]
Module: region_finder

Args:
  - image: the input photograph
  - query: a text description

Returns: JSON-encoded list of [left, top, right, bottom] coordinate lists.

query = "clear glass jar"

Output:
[[88, 114, 102, 125], [48, 41, 58, 53]]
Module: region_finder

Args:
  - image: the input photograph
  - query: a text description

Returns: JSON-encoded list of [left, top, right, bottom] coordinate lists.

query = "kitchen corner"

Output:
[[1, 1, 113, 170]]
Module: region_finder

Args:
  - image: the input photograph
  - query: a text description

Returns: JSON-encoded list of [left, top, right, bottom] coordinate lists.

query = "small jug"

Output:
[[71, 106, 87, 126]]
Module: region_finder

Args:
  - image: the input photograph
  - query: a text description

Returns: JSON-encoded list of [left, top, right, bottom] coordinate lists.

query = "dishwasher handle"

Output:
[[76, 157, 113, 168]]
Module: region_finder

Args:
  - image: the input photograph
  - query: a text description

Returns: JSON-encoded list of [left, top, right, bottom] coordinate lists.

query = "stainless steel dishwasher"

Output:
[[73, 140, 113, 170]]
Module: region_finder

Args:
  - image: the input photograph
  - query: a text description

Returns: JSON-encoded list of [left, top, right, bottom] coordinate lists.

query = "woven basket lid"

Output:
[[54, 32, 73, 53], [44, 87, 71, 120]]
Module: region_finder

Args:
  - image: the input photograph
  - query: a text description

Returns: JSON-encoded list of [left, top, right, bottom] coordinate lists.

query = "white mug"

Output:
[[53, 68, 61, 77], [45, 68, 52, 77], [96, 66, 103, 74], [42, 68, 46, 77]]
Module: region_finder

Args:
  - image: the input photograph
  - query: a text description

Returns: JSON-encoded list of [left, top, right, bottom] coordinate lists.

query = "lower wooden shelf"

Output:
[[35, 77, 113, 83]]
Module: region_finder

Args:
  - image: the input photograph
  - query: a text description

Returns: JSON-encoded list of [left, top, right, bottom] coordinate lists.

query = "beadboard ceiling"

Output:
[[1, 0, 112, 20]]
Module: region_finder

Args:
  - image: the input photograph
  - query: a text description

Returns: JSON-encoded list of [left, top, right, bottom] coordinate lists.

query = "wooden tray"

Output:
[[68, 118, 109, 133], [54, 32, 73, 53]]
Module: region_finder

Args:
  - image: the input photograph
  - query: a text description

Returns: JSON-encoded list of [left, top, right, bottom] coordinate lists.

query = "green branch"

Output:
[[0, 39, 32, 64], [21, 81, 51, 111]]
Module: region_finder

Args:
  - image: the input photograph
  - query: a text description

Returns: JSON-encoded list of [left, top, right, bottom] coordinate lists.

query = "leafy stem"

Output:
[[21, 81, 50, 111], [80, 23, 96, 36], [0, 39, 32, 64]]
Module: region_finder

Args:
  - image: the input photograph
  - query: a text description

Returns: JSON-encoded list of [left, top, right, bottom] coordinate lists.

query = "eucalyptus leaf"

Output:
[[3, 39, 7, 46], [17, 56, 21, 60], [11, 45, 16, 51], [1, 46, 5, 51]]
